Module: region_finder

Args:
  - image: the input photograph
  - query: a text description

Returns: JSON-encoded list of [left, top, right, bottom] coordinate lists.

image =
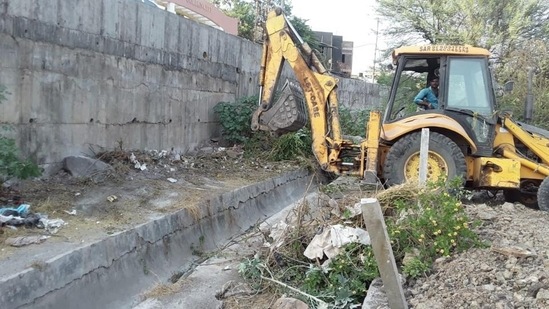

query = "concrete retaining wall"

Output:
[[0, 0, 383, 171], [0, 169, 313, 309]]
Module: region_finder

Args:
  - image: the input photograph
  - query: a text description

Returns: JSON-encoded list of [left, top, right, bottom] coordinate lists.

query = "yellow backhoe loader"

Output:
[[251, 8, 549, 211]]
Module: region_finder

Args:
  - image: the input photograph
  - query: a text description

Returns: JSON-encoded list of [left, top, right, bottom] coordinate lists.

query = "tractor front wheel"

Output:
[[382, 132, 467, 186]]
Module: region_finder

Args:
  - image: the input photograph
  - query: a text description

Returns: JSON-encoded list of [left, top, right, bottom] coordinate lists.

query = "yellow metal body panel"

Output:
[[500, 117, 549, 167], [361, 111, 381, 178], [381, 114, 477, 153], [392, 45, 490, 64], [492, 123, 545, 180], [472, 157, 520, 188]]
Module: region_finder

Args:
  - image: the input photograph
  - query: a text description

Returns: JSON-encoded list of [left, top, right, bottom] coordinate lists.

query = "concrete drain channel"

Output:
[[1, 169, 314, 309]]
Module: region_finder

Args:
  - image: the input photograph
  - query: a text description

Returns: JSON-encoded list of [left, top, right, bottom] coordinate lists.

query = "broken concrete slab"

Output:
[[62, 155, 113, 178]]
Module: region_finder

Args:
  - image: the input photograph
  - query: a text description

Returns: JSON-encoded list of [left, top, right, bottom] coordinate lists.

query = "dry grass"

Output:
[[33, 196, 73, 214], [141, 281, 183, 299], [376, 181, 421, 212]]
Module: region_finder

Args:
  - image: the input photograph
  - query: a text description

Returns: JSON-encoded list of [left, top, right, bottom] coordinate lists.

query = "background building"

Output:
[[149, 0, 238, 35], [314, 31, 354, 78]]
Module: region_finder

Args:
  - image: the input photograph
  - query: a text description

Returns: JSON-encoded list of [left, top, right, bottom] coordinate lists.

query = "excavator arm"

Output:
[[251, 8, 380, 177]]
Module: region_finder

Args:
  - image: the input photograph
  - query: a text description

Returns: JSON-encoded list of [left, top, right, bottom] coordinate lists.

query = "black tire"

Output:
[[382, 132, 466, 186], [537, 177, 549, 212], [503, 179, 540, 209]]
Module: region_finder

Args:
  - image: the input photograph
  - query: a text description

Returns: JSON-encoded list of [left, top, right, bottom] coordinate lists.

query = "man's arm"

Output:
[[414, 88, 433, 109], [414, 88, 428, 104]]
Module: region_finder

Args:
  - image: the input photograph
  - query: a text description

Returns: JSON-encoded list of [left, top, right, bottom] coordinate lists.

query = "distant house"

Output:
[[148, 0, 238, 35], [314, 31, 353, 78]]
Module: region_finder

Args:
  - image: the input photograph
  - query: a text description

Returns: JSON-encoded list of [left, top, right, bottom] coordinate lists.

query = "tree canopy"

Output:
[[212, 0, 318, 49]]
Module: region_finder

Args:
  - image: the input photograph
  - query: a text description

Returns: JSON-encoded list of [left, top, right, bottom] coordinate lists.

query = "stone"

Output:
[[62, 156, 113, 178], [362, 278, 389, 309], [501, 202, 515, 211], [272, 297, 309, 309], [536, 289, 549, 300]]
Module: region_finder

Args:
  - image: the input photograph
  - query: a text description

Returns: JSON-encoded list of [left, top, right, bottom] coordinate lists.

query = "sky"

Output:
[[290, 0, 388, 76]]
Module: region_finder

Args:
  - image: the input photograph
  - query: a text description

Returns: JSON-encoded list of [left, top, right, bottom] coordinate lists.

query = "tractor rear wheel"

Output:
[[503, 179, 540, 209], [382, 132, 466, 186], [537, 177, 549, 212]]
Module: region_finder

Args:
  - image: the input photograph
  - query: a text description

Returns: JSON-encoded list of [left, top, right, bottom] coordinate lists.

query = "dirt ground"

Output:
[[0, 144, 302, 264]]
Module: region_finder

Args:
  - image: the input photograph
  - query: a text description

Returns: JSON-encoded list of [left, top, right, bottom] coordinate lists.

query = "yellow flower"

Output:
[[455, 202, 461, 207], [454, 225, 461, 230], [420, 234, 425, 238], [453, 232, 458, 236], [419, 238, 424, 243], [434, 242, 438, 246], [450, 239, 455, 243], [448, 233, 452, 237], [454, 208, 458, 212], [440, 249, 445, 254], [463, 222, 469, 228]]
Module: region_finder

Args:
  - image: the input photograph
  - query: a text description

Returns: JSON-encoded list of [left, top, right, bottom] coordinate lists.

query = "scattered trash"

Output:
[[39, 218, 66, 234], [129, 153, 148, 171], [64, 209, 77, 215], [1, 212, 42, 227], [167, 178, 178, 183], [5, 235, 50, 247], [107, 195, 118, 202], [304, 224, 371, 260], [0, 204, 31, 217], [75, 192, 81, 196], [0, 214, 14, 224]]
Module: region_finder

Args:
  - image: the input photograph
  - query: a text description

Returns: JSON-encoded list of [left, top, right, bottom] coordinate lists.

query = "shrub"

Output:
[[0, 85, 41, 181], [268, 128, 312, 161], [385, 177, 483, 278], [213, 95, 258, 144], [0, 137, 41, 180], [339, 106, 370, 137]]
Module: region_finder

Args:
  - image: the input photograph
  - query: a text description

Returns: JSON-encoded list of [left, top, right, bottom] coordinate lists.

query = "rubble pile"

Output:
[[406, 202, 549, 308]]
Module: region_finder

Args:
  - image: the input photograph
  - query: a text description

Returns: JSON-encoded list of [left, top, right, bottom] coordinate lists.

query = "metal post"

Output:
[[525, 67, 535, 123], [372, 18, 379, 83], [419, 128, 430, 186]]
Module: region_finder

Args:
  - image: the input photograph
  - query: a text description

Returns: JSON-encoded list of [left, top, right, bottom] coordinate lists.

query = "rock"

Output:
[[536, 288, 549, 300], [492, 246, 536, 258], [476, 206, 499, 220], [501, 202, 515, 211], [272, 297, 309, 309], [362, 278, 389, 309], [63, 156, 113, 178]]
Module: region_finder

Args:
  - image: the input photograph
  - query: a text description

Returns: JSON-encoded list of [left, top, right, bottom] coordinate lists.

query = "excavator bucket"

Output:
[[258, 80, 308, 136]]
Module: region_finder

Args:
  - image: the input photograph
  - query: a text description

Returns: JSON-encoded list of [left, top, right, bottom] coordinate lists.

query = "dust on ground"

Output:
[[0, 144, 302, 269]]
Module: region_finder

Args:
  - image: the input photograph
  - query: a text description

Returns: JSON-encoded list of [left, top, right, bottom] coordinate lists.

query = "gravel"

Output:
[[406, 200, 549, 309]]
